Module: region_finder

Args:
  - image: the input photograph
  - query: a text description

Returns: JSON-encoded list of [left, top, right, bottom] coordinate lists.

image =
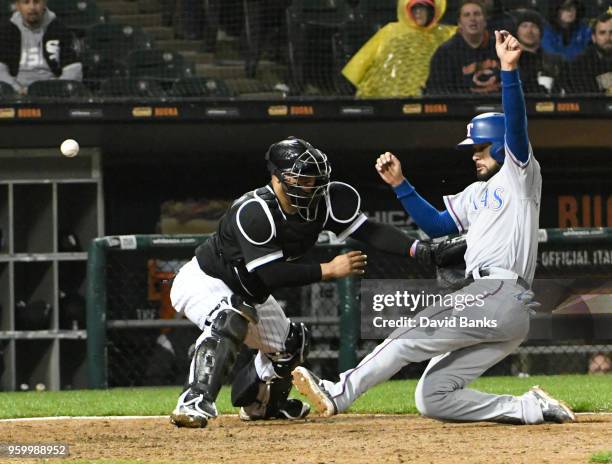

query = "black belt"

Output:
[[477, 269, 530, 290]]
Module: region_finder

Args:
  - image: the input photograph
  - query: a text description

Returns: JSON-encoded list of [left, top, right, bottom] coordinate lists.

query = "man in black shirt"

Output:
[[566, 12, 612, 94], [514, 9, 564, 94], [169, 137, 438, 428], [426, 0, 501, 95]]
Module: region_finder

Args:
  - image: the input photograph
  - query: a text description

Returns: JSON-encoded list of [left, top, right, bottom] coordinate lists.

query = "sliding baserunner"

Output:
[[292, 30, 575, 425]]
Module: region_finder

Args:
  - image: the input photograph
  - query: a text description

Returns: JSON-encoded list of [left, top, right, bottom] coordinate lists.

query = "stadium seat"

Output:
[[127, 50, 195, 83], [84, 23, 154, 60], [99, 77, 166, 97], [169, 77, 234, 97], [0, 81, 16, 98], [178, 0, 220, 52], [47, 0, 106, 33], [358, 0, 396, 32], [286, 0, 361, 93], [224, 77, 286, 98], [242, 0, 291, 77], [27, 79, 91, 98], [243, 0, 355, 83], [288, 0, 353, 27], [330, 21, 370, 94], [82, 50, 128, 91]]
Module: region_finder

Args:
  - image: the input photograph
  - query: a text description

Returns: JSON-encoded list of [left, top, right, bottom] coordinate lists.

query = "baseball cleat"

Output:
[[170, 388, 218, 428], [238, 398, 311, 421], [530, 385, 576, 424], [291, 367, 337, 417], [276, 398, 311, 420]]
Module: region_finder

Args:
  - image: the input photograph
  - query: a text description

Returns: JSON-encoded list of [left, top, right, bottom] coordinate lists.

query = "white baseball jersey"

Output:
[[443, 144, 542, 284]]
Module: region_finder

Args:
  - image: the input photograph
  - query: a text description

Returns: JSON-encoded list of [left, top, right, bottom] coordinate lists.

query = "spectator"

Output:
[[341, 0, 456, 98], [0, 0, 81, 95], [426, 0, 500, 95], [514, 9, 565, 94], [565, 11, 612, 94], [542, 0, 592, 60], [589, 352, 611, 374]]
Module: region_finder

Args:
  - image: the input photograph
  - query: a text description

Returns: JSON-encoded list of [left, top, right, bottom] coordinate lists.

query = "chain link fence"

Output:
[[86, 228, 611, 388]]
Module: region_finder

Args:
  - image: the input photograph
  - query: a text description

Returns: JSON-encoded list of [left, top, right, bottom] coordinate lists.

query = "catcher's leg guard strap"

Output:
[[192, 306, 249, 401]]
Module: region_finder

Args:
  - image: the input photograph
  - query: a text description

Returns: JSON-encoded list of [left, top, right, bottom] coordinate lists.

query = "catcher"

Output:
[[169, 136, 457, 428]]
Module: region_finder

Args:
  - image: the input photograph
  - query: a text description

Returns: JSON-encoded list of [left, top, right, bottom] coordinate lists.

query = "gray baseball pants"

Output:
[[322, 278, 545, 424]]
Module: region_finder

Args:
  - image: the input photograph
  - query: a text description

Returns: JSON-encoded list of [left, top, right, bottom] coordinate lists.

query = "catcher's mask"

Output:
[[266, 137, 331, 222]]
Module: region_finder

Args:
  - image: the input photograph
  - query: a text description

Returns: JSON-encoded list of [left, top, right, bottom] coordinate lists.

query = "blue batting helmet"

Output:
[[456, 112, 506, 164]]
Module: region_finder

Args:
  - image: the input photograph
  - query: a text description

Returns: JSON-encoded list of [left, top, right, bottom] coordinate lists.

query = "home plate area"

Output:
[[3, 414, 611, 463]]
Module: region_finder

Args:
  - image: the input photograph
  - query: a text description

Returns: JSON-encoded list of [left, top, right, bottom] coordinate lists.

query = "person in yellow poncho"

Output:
[[342, 0, 456, 98]]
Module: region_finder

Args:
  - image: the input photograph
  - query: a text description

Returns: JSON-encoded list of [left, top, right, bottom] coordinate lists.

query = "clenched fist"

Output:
[[375, 152, 405, 188], [495, 30, 522, 71]]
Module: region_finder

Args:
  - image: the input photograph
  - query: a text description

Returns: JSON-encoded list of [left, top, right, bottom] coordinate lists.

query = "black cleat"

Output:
[[275, 398, 311, 420], [170, 388, 218, 428], [239, 398, 310, 421]]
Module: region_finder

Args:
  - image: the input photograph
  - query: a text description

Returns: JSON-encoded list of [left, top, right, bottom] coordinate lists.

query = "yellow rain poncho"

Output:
[[342, 0, 456, 98]]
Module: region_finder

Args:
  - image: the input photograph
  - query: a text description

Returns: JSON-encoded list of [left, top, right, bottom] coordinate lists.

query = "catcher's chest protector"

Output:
[[252, 186, 325, 260]]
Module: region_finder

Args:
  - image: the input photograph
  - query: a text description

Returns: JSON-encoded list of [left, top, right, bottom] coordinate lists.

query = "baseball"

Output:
[[61, 139, 79, 157]]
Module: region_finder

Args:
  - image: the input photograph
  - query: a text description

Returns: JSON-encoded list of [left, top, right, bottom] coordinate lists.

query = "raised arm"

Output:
[[495, 30, 530, 164], [375, 152, 458, 238]]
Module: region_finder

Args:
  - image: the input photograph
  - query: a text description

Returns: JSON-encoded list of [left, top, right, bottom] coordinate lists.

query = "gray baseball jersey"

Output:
[[322, 145, 544, 422], [444, 144, 542, 284]]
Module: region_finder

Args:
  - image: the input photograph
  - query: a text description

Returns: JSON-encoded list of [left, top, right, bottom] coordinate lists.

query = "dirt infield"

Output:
[[3, 414, 611, 464]]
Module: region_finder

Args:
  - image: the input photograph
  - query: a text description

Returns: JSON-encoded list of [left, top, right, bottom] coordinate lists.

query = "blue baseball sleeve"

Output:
[[393, 180, 458, 238], [502, 70, 530, 164]]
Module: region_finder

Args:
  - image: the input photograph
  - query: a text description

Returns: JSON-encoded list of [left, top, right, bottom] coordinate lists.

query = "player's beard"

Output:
[[476, 163, 501, 181]]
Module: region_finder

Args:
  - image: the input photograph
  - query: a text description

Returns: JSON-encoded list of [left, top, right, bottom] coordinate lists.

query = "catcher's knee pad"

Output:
[[192, 297, 255, 401]]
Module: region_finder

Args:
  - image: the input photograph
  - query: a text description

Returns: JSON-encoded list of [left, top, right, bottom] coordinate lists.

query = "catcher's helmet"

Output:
[[456, 112, 506, 164], [266, 137, 331, 222]]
